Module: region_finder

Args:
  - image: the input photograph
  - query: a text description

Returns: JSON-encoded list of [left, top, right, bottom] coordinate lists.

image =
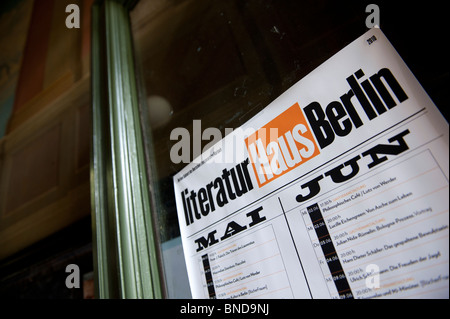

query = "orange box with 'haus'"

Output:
[[245, 102, 320, 187]]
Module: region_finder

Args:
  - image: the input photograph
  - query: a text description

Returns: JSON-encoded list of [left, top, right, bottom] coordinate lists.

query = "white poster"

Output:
[[173, 28, 449, 299]]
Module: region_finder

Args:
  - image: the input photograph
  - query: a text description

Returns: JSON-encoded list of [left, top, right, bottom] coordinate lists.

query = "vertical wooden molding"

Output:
[[91, 0, 163, 299], [11, 0, 55, 113]]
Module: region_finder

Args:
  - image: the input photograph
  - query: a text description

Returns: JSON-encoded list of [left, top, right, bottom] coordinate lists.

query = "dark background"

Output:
[[354, 0, 448, 119]]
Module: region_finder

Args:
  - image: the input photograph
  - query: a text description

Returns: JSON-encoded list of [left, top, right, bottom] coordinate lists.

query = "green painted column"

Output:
[[90, 0, 163, 299]]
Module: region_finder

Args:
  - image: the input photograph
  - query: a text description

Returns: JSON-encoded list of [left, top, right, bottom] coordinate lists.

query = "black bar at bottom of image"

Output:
[[307, 203, 354, 299], [202, 253, 216, 299]]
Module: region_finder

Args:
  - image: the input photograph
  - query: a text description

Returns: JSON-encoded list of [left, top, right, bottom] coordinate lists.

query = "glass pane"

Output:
[[130, 0, 368, 298]]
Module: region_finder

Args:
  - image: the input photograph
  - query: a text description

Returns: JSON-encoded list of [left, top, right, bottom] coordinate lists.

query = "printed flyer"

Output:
[[172, 28, 449, 299]]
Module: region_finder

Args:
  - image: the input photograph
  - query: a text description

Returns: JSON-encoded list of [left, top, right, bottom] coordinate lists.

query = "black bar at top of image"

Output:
[[201, 254, 216, 299], [307, 203, 354, 299]]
